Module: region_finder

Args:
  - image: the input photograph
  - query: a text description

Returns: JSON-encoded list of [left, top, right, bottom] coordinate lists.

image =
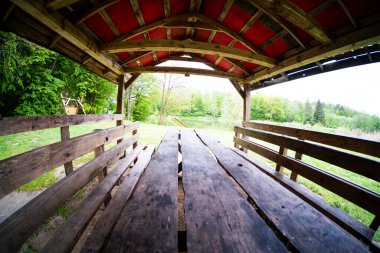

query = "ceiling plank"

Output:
[[194, 13, 263, 54], [130, 0, 145, 26], [111, 13, 195, 43], [125, 66, 246, 81], [101, 40, 277, 67], [12, 0, 125, 76], [246, 22, 380, 84], [75, 0, 120, 24], [248, 0, 332, 44], [47, 0, 81, 10]]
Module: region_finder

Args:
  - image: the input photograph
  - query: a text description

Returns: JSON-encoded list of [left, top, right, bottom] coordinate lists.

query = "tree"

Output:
[[313, 99, 325, 125], [159, 74, 185, 125], [304, 100, 313, 124], [251, 94, 270, 120]]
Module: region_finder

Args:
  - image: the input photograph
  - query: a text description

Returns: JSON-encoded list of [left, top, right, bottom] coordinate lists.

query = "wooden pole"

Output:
[[60, 126, 74, 175], [116, 74, 126, 127], [243, 83, 251, 122]]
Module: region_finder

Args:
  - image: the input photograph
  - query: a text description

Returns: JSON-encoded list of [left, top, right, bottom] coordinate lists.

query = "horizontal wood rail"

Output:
[[0, 114, 124, 136], [234, 121, 380, 240], [242, 121, 380, 158], [0, 138, 142, 253], [235, 126, 380, 182], [0, 122, 139, 198]]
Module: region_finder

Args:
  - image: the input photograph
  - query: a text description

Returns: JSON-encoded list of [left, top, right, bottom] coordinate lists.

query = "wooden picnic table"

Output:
[[81, 128, 371, 253]]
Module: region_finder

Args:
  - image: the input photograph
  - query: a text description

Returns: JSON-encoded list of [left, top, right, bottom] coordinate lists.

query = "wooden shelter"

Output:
[[1, 0, 380, 252]]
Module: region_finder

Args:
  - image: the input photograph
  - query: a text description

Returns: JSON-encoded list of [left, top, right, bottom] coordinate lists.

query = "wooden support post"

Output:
[[60, 126, 74, 175], [370, 215, 380, 231], [116, 75, 126, 127], [241, 83, 251, 153], [275, 146, 288, 174], [94, 144, 107, 182], [290, 151, 303, 181]]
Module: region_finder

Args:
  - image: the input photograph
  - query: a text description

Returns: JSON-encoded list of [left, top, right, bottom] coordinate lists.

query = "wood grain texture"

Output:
[[0, 114, 123, 136], [234, 136, 380, 215], [81, 145, 155, 253], [103, 128, 179, 252], [243, 121, 380, 157], [0, 136, 137, 253], [235, 126, 380, 181], [182, 129, 287, 253], [232, 147, 377, 245], [0, 122, 139, 198], [41, 145, 145, 253], [197, 130, 370, 253]]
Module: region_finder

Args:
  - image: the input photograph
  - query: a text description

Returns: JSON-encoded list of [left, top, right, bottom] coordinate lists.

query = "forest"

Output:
[[1, 31, 380, 133]]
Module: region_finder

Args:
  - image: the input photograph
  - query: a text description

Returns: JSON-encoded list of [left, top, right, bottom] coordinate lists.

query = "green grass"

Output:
[[1, 117, 379, 241]]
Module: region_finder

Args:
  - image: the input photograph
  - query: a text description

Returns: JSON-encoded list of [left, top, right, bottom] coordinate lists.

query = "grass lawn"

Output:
[[1, 118, 379, 241]]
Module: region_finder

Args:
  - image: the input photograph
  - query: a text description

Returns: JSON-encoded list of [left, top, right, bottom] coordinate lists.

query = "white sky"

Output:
[[155, 60, 380, 116]]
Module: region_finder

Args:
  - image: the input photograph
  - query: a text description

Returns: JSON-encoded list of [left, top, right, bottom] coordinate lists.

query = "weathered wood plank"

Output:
[[233, 136, 380, 217], [243, 121, 380, 157], [0, 122, 139, 198], [235, 126, 380, 181], [41, 145, 145, 253], [61, 126, 74, 175], [0, 114, 124, 136], [232, 147, 376, 245], [0, 137, 137, 253], [197, 130, 370, 253], [182, 129, 287, 252], [103, 128, 179, 252], [80, 145, 155, 253]]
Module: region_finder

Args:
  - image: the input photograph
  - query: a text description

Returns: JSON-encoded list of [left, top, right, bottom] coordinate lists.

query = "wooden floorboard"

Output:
[[103, 128, 179, 253], [80, 145, 155, 253], [181, 129, 288, 253], [196, 130, 370, 253]]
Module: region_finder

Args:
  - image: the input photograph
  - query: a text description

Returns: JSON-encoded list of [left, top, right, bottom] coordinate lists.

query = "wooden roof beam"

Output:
[[194, 13, 263, 54], [125, 66, 246, 81], [75, 0, 120, 24], [246, 22, 380, 84], [125, 74, 141, 90], [111, 13, 195, 43], [248, 0, 332, 44], [11, 0, 125, 76], [101, 40, 277, 68], [337, 0, 357, 28], [47, 0, 81, 10], [230, 80, 245, 98]]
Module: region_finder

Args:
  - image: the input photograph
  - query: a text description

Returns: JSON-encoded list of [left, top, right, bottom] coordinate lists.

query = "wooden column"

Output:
[[243, 83, 251, 122], [60, 126, 74, 175], [116, 74, 126, 128]]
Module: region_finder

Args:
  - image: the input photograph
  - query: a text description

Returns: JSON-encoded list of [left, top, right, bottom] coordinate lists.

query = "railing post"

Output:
[[275, 146, 288, 174], [60, 126, 73, 175], [94, 144, 107, 181], [290, 151, 303, 181], [241, 83, 251, 153]]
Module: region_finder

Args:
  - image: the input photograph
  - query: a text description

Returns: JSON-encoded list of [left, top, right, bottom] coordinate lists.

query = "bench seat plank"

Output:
[[182, 129, 287, 253], [80, 145, 155, 253], [42, 144, 146, 253], [103, 128, 179, 252], [196, 130, 370, 253]]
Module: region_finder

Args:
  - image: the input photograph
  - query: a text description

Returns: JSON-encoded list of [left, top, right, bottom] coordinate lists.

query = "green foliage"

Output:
[[304, 100, 313, 124], [313, 99, 325, 125], [132, 96, 152, 121], [0, 32, 116, 116]]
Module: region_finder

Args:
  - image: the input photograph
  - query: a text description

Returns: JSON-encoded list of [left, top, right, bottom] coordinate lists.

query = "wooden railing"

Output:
[[234, 121, 380, 244], [0, 114, 141, 252]]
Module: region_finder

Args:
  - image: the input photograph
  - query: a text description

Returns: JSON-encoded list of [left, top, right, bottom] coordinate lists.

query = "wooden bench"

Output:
[[0, 114, 150, 253], [234, 121, 380, 249]]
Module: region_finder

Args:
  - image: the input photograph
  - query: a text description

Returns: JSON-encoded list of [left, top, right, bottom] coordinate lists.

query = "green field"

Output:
[[0, 118, 379, 241]]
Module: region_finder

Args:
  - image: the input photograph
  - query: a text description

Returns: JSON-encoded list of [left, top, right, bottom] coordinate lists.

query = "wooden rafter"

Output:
[[187, 0, 197, 37], [337, 0, 357, 28], [194, 13, 263, 54], [124, 74, 141, 90], [101, 40, 277, 67], [120, 52, 150, 66], [11, 0, 125, 76], [246, 22, 380, 84], [239, 10, 263, 35], [157, 55, 215, 67], [231, 80, 245, 98], [111, 13, 195, 43], [99, 9, 120, 36], [75, 0, 120, 24], [163, 0, 171, 40], [309, 0, 336, 17], [47, 0, 80, 10], [125, 66, 246, 81], [130, 0, 145, 26], [218, 0, 235, 22], [248, 0, 332, 44], [163, 21, 217, 31]]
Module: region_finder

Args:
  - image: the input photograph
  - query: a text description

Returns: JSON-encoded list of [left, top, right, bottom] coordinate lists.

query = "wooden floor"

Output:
[[79, 128, 370, 252]]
